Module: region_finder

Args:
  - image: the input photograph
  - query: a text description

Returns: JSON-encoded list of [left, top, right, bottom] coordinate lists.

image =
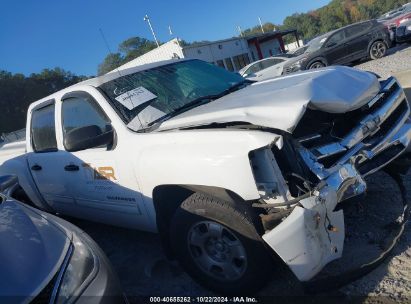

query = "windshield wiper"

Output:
[[146, 80, 251, 128]]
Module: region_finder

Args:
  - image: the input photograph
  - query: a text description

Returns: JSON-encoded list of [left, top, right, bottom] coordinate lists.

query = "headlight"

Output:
[[53, 234, 97, 303], [407, 25, 411, 31]]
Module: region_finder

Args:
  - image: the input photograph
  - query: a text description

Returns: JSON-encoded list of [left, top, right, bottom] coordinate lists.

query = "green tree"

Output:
[[98, 36, 158, 75], [97, 53, 124, 75], [0, 68, 87, 133]]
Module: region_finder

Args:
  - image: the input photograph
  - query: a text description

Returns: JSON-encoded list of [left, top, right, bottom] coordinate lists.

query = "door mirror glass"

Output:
[[64, 124, 114, 152]]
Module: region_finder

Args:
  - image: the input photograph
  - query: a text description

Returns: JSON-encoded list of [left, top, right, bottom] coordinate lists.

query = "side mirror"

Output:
[[64, 124, 114, 152]]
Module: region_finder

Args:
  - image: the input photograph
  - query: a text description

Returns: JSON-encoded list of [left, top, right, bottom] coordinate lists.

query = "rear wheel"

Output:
[[170, 193, 273, 294], [308, 61, 326, 69], [369, 41, 387, 60]]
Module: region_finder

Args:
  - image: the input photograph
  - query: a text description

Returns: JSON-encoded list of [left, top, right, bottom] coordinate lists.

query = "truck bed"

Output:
[[0, 140, 26, 164]]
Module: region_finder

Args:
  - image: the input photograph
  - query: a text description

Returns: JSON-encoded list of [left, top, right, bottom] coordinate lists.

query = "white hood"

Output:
[[159, 66, 381, 132]]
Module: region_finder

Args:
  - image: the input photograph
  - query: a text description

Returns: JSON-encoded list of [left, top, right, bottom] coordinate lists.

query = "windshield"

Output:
[[99, 60, 245, 131], [306, 35, 329, 53]]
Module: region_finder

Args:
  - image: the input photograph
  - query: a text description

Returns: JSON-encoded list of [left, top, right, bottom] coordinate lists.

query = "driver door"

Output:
[[323, 30, 351, 65], [58, 91, 148, 229]]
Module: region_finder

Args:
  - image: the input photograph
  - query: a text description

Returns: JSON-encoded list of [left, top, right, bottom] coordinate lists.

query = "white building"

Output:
[[111, 30, 300, 74]]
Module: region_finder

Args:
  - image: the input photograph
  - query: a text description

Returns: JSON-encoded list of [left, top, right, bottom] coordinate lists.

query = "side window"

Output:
[[261, 58, 282, 69], [345, 23, 370, 38], [245, 62, 263, 75], [327, 30, 345, 46], [31, 103, 58, 152], [62, 94, 110, 149]]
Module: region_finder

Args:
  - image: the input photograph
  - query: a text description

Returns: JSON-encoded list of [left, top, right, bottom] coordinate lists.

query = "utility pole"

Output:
[[143, 14, 160, 47], [258, 17, 265, 33], [237, 25, 243, 37]]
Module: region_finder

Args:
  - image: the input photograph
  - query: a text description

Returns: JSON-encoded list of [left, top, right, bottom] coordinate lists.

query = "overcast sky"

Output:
[[0, 0, 330, 76]]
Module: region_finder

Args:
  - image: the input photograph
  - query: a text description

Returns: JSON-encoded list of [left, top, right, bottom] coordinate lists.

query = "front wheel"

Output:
[[369, 41, 387, 60], [170, 193, 273, 294], [308, 61, 326, 69]]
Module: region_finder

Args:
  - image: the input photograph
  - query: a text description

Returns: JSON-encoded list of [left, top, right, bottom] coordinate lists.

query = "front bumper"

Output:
[[262, 77, 411, 281]]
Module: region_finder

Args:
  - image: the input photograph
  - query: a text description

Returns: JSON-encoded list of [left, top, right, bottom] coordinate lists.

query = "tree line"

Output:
[[0, 69, 87, 133]]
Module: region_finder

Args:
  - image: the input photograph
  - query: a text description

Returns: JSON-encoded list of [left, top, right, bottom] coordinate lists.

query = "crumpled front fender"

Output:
[[262, 164, 365, 281]]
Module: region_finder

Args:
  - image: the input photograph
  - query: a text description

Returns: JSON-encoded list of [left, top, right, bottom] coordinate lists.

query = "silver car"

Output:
[[0, 175, 126, 304]]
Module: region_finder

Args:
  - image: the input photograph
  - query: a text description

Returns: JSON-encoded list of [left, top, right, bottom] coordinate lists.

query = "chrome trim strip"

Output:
[[49, 243, 73, 304], [315, 142, 346, 160], [340, 88, 404, 149]]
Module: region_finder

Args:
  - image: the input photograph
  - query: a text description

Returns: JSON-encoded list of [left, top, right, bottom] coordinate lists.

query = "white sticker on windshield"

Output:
[[114, 87, 157, 110]]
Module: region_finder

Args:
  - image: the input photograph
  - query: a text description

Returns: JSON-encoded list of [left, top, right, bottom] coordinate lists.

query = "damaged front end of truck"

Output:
[[248, 76, 411, 282]]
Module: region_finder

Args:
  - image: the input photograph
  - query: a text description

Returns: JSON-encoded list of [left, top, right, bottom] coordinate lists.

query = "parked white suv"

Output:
[[0, 59, 410, 293]]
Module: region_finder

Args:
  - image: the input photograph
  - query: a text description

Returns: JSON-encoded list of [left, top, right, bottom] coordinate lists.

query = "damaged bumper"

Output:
[[261, 77, 411, 282]]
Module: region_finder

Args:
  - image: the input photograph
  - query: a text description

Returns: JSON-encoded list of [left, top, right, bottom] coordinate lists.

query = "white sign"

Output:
[[114, 87, 157, 110]]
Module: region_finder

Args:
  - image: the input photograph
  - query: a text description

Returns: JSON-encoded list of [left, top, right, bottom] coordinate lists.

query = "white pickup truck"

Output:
[[1, 59, 410, 293]]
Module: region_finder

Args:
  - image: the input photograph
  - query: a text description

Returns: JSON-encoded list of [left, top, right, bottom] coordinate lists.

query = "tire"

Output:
[[369, 40, 387, 60], [308, 61, 326, 69], [170, 193, 273, 294]]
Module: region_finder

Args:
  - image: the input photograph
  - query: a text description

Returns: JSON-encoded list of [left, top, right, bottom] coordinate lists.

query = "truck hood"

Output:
[[0, 199, 69, 299], [158, 66, 380, 132]]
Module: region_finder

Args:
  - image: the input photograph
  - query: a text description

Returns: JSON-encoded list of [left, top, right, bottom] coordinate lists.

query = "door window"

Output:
[[326, 30, 345, 46], [31, 103, 57, 152], [245, 62, 263, 75], [344, 22, 370, 38], [62, 93, 110, 149], [261, 58, 283, 69]]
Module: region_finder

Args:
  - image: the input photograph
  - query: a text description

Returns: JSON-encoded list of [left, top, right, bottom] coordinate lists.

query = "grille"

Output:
[[302, 77, 409, 175]]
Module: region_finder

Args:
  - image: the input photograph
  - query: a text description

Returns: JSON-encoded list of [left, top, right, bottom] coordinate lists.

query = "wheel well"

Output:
[[152, 184, 249, 258], [307, 58, 327, 68]]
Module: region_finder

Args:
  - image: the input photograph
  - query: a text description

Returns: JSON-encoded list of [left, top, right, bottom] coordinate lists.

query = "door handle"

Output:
[[64, 164, 79, 172], [31, 164, 42, 171]]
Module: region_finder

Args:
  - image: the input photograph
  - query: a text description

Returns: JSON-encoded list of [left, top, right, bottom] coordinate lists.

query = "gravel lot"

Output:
[[355, 43, 411, 79], [70, 44, 411, 302]]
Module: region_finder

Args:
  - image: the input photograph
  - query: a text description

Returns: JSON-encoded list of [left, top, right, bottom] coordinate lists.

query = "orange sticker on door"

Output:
[[82, 163, 117, 182]]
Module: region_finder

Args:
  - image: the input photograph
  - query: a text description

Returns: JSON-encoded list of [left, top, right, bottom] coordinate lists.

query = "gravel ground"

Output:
[[69, 46, 411, 302], [355, 43, 411, 79]]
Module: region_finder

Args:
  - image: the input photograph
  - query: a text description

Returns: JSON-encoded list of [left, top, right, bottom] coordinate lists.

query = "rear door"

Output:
[[58, 91, 147, 229], [343, 22, 372, 61], [27, 101, 75, 212]]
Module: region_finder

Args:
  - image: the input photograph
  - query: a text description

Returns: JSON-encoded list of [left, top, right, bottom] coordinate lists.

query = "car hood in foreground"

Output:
[[159, 66, 380, 132], [0, 199, 69, 299]]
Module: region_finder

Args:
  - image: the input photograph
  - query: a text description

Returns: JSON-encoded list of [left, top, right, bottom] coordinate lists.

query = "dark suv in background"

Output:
[[283, 20, 391, 74]]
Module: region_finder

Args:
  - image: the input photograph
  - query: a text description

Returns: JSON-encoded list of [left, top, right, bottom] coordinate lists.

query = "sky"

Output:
[[0, 0, 330, 76]]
